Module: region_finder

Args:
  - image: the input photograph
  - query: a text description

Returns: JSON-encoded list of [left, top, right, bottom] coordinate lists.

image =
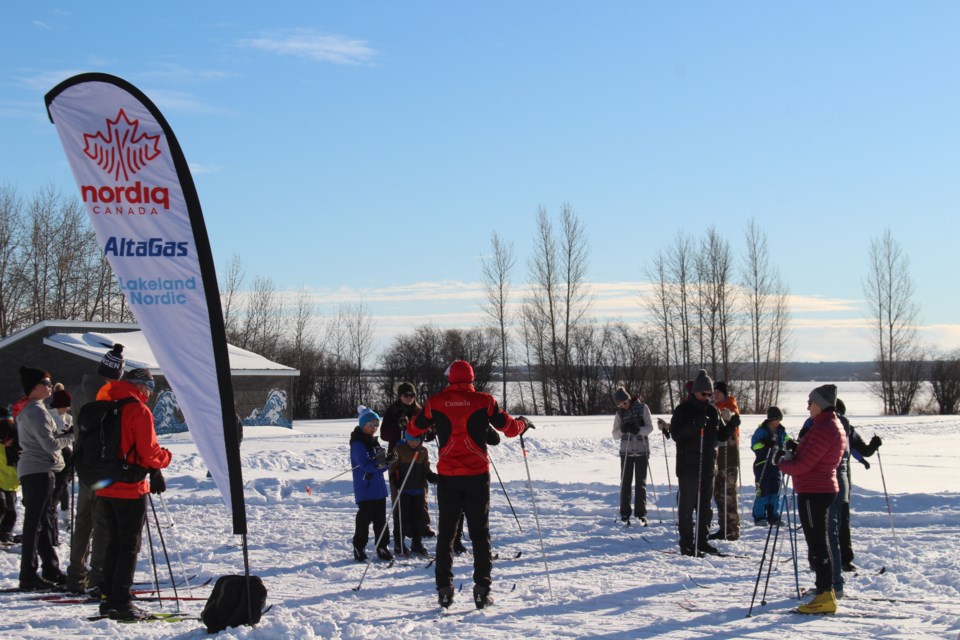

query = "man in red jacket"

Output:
[[406, 360, 530, 610], [94, 368, 171, 621]]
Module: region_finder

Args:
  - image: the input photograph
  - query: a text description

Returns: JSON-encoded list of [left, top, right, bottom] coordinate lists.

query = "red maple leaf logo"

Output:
[[82, 109, 162, 181]]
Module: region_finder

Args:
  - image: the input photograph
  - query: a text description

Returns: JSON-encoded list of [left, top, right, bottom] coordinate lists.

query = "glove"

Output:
[[518, 416, 535, 431], [423, 427, 437, 443], [771, 448, 785, 465], [426, 470, 438, 484], [860, 459, 871, 470], [657, 418, 671, 440], [785, 440, 798, 454], [149, 469, 166, 494], [782, 450, 796, 463], [869, 435, 882, 450], [399, 416, 409, 429], [374, 448, 387, 468], [720, 408, 732, 422], [622, 419, 640, 435]]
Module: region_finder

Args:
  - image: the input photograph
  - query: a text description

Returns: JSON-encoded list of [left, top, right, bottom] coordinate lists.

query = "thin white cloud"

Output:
[[15, 69, 90, 90], [239, 30, 376, 65], [143, 89, 234, 116], [32, 20, 52, 30]]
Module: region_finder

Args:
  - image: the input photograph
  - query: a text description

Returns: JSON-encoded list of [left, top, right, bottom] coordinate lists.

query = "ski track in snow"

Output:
[[1, 410, 958, 638]]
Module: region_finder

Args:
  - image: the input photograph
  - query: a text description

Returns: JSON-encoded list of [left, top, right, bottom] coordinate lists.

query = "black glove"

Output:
[[869, 435, 882, 450], [518, 416, 535, 431], [423, 426, 437, 443], [622, 420, 640, 435], [374, 448, 387, 468], [785, 440, 798, 454], [399, 415, 409, 429], [860, 459, 871, 470], [771, 448, 785, 466], [426, 470, 438, 484], [149, 469, 166, 494]]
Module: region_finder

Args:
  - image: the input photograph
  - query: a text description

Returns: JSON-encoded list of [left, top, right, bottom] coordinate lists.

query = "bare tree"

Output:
[[697, 227, 742, 382], [341, 302, 376, 405], [220, 254, 246, 344], [645, 251, 677, 408], [741, 219, 791, 413], [863, 228, 921, 415], [929, 349, 960, 415], [526, 206, 561, 413], [0, 185, 28, 336], [481, 231, 515, 407]]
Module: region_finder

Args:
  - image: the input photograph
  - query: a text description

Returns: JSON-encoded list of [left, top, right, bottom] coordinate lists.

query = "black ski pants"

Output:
[[19, 471, 60, 582], [798, 492, 837, 594], [353, 498, 389, 553], [394, 492, 426, 549], [619, 454, 648, 519], [96, 494, 146, 610], [435, 473, 492, 592], [0, 489, 16, 542], [677, 472, 713, 550]]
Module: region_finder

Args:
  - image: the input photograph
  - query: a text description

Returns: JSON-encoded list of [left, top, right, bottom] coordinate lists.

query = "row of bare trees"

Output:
[[0, 185, 132, 337], [4, 184, 956, 417]]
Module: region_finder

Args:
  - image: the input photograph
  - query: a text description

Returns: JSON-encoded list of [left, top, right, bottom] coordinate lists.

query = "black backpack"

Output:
[[201, 574, 268, 633], [74, 398, 149, 487]]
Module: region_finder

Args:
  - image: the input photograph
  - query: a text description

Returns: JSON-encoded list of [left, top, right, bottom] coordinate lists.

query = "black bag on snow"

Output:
[[73, 398, 149, 488], [201, 574, 268, 633]]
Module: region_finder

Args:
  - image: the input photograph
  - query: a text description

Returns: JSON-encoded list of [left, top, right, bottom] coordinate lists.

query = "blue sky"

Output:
[[2, 2, 959, 362]]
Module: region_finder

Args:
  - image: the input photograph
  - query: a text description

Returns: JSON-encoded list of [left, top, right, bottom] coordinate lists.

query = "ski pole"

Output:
[[157, 494, 193, 592], [353, 451, 419, 592], [694, 428, 704, 556], [875, 447, 903, 570], [148, 494, 181, 612], [646, 456, 662, 525], [312, 465, 360, 493], [519, 432, 554, 600], [659, 427, 676, 524], [746, 504, 778, 616], [760, 478, 792, 607], [143, 512, 164, 610], [489, 452, 522, 533], [785, 481, 800, 598]]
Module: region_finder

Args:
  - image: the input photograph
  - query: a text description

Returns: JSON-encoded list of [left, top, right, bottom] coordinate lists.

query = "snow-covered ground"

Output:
[[2, 395, 958, 638]]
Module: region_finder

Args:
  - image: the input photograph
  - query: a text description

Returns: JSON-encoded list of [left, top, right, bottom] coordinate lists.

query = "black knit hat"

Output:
[[20, 366, 50, 396], [613, 386, 630, 404], [691, 369, 713, 395], [714, 381, 728, 398], [767, 406, 783, 420], [397, 381, 415, 397], [809, 384, 838, 410], [98, 343, 125, 380]]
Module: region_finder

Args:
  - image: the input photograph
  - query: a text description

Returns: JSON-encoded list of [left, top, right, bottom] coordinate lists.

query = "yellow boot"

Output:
[[796, 589, 838, 614]]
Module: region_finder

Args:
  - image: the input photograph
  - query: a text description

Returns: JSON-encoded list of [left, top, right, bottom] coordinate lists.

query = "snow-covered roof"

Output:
[[44, 329, 298, 377]]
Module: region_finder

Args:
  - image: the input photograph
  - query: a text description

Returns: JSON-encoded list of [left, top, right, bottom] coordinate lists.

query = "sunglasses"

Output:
[[40, 379, 53, 387], [401, 393, 415, 398]]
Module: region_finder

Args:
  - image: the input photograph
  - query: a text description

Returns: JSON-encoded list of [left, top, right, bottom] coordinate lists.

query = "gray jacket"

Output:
[[16, 399, 74, 477], [612, 401, 653, 456]]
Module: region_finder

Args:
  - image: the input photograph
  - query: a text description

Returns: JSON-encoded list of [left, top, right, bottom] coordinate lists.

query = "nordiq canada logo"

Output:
[[80, 109, 170, 213], [83, 108, 161, 181]]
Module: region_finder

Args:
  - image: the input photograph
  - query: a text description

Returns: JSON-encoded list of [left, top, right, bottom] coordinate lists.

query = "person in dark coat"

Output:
[[381, 382, 435, 541], [750, 406, 792, 525], [668, 369, 733, 557]]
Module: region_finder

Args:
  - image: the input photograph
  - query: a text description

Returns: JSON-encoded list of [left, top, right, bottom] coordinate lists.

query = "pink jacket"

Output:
[[779, 411, 845, 494]]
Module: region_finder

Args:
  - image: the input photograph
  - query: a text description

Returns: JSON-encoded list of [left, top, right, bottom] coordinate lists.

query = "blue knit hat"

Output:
[[358, 406, 381, 428]]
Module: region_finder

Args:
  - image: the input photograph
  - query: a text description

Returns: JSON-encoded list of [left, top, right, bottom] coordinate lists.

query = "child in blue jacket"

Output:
[[350, 407, 393, 562], [750, 406, 792, 525]]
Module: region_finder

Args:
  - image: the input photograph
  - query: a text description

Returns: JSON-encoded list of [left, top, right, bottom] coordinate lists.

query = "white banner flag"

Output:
[[46, 74, 246, 534]]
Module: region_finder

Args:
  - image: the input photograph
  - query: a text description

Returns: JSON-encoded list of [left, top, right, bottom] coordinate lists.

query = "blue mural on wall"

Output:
[[154, 388, 291, 435]]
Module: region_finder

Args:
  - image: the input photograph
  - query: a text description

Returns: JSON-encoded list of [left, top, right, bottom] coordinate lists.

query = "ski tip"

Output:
[[878, 566, 886, 575], [510, 583, 517, 592], [513, 551, 522, 559]]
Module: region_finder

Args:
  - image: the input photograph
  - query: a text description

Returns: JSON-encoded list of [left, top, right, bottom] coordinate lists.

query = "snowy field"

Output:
[[1, 386, 959, 639]]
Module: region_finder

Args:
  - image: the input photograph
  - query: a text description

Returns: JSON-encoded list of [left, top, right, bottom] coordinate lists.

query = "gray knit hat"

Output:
[[808, 384, 838, 410], [691, 369, 713, 395]]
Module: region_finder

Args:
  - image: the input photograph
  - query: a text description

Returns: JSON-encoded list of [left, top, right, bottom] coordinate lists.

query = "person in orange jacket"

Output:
[[709, 381, 741, 541], [93, 368, 171, 621]]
